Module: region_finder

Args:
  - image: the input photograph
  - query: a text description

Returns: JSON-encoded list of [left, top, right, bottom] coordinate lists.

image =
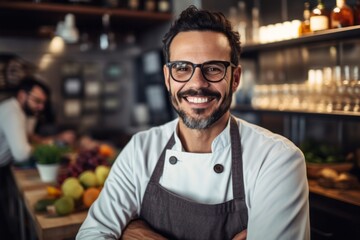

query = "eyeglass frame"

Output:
[[26, 92, 47, 105], [165, 60, 237, 83]]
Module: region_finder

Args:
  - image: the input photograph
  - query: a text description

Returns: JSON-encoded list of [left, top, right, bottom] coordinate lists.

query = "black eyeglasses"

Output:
[[27, 93, 47, 105], [166, 60, 236, 83]]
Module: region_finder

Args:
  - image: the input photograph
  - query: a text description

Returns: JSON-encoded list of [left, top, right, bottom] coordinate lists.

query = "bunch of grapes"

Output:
[[57, 147, 108, 185]]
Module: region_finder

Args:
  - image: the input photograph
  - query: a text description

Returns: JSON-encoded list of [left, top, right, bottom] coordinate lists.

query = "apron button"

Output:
[[213, 164, 224, 173], [169, 156, 178, 165]]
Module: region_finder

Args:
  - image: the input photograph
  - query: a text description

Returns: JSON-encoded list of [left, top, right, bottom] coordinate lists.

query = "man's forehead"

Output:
[[29, 86, 47, 98], [169, 31, 231, 60]]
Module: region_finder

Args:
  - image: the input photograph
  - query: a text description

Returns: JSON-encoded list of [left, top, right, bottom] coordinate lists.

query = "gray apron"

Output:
[[140, 117, 248, 240]]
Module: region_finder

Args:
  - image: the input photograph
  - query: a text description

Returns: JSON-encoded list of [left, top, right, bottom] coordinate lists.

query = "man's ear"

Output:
[[232, 65, 241, 92], [163, 64, 170, 91]]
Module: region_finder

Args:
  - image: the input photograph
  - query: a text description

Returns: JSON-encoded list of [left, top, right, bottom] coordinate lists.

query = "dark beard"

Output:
[[23, 100, 39, 117], [169, 83, 233, 130]]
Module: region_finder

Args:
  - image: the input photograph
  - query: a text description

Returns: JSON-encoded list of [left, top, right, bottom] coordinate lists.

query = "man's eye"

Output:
[[174, 64, 191, 72], [204, 65, 223, 74]]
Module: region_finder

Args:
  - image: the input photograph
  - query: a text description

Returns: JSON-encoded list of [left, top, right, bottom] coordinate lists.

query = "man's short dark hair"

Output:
[[162, 5, 241, 65], [17, 76, 50, 97]]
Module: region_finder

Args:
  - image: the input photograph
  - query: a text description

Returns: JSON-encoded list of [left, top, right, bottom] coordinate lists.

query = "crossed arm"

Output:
[[121, 219, 247, 240]]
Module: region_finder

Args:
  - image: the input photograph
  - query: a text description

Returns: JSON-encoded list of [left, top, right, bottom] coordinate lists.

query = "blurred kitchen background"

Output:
[[1, 0, 360, 152], [1, 0, 360, 239]]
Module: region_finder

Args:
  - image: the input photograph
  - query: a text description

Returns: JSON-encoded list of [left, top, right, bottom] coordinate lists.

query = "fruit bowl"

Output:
[[306, 162, 354, 179]]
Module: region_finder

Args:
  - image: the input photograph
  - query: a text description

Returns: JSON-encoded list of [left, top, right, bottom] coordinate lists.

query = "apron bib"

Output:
[[140, 117, 248, 240]]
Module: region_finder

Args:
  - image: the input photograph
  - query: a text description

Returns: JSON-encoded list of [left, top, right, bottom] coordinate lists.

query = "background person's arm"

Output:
[[2, 108, 31, 162]]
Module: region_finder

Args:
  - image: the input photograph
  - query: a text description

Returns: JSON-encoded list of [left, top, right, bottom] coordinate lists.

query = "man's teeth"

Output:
[[187, 97, 209, 103]]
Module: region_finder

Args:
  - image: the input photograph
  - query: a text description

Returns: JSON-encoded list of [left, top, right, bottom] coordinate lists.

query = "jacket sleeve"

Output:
[[2, 105, 32, 162], [246, 146, 310, 240], [76, 137, 139, 240]]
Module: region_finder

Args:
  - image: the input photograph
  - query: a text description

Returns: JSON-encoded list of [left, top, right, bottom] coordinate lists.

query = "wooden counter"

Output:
[[11, 167, 87, 240], [23, 189, 87, 240], [308, 179, 360, 207], [11, 168, 48, 193]]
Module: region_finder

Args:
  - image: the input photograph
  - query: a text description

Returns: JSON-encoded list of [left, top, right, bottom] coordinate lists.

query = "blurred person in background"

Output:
[[77, 6, 310, 240], [0, 76, 75, 237]]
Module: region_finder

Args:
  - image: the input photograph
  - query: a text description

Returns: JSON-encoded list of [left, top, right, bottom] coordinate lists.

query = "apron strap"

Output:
[[150, 133, 176, 183], [230, 116, 246, 200]]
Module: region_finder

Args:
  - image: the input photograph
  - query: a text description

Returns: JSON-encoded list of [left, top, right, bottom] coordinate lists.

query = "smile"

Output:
[[186, 96, 212, 103]]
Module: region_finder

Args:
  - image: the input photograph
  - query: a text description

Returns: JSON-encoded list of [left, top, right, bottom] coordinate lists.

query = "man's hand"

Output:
[[57, 130, 76, 145], [232, 229, 247, 240], [121, 219, 167, 240]]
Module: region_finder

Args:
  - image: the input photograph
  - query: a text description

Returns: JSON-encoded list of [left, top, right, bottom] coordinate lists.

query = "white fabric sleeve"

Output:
[[2, 105, 32, 162], [76, 136, 139, 240], [246, 147, 310, 240]]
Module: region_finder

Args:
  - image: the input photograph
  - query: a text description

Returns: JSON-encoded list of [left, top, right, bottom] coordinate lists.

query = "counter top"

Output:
[[11, 167, 87, 240], [23, 189, 87, 240], [11, 168, 48, 194], [308, 179, 360, 207]]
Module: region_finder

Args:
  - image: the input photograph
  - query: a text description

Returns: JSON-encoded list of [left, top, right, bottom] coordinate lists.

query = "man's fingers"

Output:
[[232, 229, 247, 240]]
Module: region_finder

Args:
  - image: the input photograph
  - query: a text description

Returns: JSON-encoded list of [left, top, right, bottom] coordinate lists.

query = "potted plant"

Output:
[[33, 144, 69, 183]]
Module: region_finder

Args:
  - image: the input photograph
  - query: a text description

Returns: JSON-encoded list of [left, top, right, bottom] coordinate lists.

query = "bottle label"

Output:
[[310, 16, 329, 31]]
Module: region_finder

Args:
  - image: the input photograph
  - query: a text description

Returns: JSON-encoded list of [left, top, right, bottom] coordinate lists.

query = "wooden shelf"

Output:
[[242, 25, 360, 57], [0, 2, 172, 20], [231, 105, 360, 121], [0, 2, 172, 36]]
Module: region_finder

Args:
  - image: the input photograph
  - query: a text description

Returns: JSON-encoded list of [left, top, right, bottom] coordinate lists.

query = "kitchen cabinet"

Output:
[[232, 25, 360, 240], [0, 1, 172, 37], [309, 192, 360, 240]]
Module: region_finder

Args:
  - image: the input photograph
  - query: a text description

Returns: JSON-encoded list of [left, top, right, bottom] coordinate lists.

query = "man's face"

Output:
[[23, 86, 47, 117], [164, 31, 240, 129]]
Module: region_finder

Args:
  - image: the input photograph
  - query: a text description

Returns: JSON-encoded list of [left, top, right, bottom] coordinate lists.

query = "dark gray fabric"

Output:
[[140, 116, 248, 240]]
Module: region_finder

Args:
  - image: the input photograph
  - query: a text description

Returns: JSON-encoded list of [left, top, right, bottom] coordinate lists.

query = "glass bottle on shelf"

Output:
[[237, 1, 248, 45], [251, 7, 260, 44], [310, 0, 330, 32], [144, 0, 156, 12], [128, 0, 140, 10], [301, 2, 311, 35], [354, 0, 360, 25], [331, 0, 354, 28], [158, 0, 171, 13], [99, 13, 116, 51]]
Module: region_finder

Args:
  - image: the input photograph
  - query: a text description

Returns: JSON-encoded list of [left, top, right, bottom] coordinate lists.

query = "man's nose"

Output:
[[38, 103, 45, 111], [188, 67, 209, 87]]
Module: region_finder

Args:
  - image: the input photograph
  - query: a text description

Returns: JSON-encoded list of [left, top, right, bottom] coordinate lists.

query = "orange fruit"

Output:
[[82, 187, 101, 208], [47, 186, 62, 198], [98, 144, 115, 158]]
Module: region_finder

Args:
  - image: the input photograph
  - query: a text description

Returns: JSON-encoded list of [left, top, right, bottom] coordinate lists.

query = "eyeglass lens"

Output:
[[28, 93, 46, 105]]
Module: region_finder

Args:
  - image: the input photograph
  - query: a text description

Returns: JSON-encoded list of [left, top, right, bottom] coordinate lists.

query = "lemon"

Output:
[[95, 165, 110, 186], [61, 177, 84, 200], [79, 170, 98, 188]]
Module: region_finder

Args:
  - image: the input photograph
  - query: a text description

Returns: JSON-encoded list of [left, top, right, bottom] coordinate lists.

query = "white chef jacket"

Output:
[[0, 98, 32, 166], [77, 116, 310, 240]]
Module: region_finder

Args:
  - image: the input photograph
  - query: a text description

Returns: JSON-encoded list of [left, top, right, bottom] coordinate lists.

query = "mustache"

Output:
[[177, 88, 221, 99]]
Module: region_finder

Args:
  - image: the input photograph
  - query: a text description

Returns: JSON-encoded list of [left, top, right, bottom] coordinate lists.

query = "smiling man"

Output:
[[77, 6, 310, 240]]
